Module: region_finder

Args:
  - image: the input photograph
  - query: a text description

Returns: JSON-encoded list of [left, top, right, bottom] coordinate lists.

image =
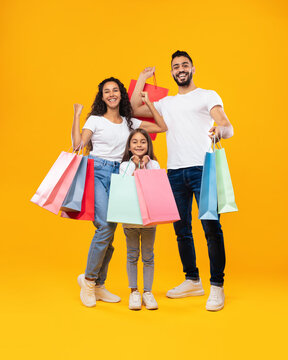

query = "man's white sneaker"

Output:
[[77, 274, 96, 307], [95, 285, 121, 303], [166, 279, 205, 298], [206, 285, 225, 311], [129, 290, 142, 310], [142, 292, 158, 310]]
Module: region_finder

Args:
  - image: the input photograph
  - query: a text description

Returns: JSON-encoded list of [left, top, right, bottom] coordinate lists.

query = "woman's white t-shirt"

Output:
[[82, 116, 142, 162]]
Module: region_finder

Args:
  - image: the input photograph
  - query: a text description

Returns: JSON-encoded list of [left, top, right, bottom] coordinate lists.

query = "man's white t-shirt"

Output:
[[83, 116, 142, 162], [154, 88, 223, 169]]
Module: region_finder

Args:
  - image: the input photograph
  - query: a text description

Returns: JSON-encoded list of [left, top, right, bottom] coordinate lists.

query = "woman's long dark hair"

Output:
[[86, 77, 133, 130], [122, 128, 157, 162]]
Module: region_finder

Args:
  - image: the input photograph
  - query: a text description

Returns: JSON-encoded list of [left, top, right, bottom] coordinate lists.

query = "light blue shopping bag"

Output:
[[198, 142, 218, 220], [106, 160, 143, 225], [60, 156, 88, 212]]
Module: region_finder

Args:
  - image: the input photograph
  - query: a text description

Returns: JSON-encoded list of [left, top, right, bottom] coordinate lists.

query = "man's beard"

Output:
[[173, 71, 193, 87]]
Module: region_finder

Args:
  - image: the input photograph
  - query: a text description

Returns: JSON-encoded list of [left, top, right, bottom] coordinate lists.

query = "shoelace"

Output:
[[132, 292, 141, 300], [209, 289, 219, 301], [144, 292, 155, 304], [85, 281, 96, 296], [145, 292, 153, 298]]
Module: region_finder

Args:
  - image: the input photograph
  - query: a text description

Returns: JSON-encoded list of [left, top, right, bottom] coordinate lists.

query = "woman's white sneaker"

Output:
[[129, 290, 142, 310], [142, 292, 158, 310], [166, 279, 205, 298], [206, 285, 225, 311], [95, 285, 121, 303], [77, 274, 96, 307]]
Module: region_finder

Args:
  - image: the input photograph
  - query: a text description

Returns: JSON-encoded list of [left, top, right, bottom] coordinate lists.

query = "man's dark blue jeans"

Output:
[[168, 166, 225, 286]]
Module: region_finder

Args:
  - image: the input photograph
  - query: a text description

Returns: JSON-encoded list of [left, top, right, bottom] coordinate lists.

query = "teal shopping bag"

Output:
[[215, 143, 238, 214], [106, 161, 143, 225], [198, 149, 218, 220]]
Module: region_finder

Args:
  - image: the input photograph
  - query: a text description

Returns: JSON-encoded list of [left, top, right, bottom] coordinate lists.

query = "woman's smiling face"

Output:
[[102, 81, 121, 109]]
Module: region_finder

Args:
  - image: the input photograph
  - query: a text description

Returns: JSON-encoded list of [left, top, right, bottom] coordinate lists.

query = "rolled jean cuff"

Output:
[[128, 284, 138, 289], [84, 275, 97, 283], [210, 281, 224, 287], [143, 287, 152, 292]]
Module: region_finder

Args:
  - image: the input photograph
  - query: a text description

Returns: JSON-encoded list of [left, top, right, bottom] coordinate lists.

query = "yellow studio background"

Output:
[[0, 0, 287, 359]]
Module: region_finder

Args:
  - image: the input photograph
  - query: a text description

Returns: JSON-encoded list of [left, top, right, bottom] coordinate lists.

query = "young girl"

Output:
[[73, 78, 167, 308], [120, 129, 160, 310]]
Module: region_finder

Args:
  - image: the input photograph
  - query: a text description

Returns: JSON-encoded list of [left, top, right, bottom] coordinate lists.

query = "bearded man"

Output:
[[130, 50, 234, 311]]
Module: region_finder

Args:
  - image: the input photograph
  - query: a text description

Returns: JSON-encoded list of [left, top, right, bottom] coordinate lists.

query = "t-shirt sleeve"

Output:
[[119, 161, 136, 176], [207, 91, 224, 112], [146, 160, 160, 170], [153, 99, 163, 116], [131, 117, 142, 129], [82, 115, 97, 132]]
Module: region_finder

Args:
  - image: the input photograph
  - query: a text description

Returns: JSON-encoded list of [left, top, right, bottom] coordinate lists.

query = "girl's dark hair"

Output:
[[86, 77, 133, 130], [122, 128, 157, 162]]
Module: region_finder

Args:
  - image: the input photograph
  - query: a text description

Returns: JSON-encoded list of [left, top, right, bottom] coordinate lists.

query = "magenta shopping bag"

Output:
[[31, 151, 82, 214], [134, 169, 180, 226]]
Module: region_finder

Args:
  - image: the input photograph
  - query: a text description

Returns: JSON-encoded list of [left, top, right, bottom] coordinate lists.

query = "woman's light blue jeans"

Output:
[[124, 227, 156, 292], [85, 156, 120, 285]]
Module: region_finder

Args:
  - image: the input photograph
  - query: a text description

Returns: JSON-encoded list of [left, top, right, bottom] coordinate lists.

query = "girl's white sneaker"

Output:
[[142, 292, 158, 310], [129, 290, 142, 310]]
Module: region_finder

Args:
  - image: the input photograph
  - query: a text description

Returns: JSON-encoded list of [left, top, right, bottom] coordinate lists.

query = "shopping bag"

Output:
[[215, 144, 238, 214], [127, 77, 169, 140], [198, 150, 218, 220], [134, 169, 180, 226], [31, 151, 82, 214], [61, 158, 95, 221], [60, 156, 88, 212], [106, 161, 143, 225]]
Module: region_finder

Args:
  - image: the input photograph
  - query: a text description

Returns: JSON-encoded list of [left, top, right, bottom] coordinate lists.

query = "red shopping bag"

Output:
[[134, 169, 180, 226], [31, 151, 82, 214], [61, 159, 95, 221], [127, 78, 169, 140]]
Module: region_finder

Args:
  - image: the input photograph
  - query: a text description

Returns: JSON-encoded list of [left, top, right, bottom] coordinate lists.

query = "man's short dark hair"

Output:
[[171, 50, 193, 66]]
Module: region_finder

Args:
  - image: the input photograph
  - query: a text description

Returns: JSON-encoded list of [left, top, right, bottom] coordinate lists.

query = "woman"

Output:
[[72, 77, 167, 307]]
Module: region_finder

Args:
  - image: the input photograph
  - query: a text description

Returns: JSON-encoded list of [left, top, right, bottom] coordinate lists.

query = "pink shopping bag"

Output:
[[61, 159, 95, 221], [134, 169, 180, 226], [31, 151, 82, 214]]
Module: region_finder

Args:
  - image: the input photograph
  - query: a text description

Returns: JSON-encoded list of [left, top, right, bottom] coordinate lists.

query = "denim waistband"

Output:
[[88, 155, 120, 168]]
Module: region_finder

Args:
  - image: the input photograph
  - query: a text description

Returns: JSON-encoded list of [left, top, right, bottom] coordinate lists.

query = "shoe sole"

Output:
[[166, 289, 205, 299], [128, 305, 142, 310], [77, 275, 96, 308], [95, 295, 121, 303], [142, 301, 158, 310], [206, 303, 224, 311]]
